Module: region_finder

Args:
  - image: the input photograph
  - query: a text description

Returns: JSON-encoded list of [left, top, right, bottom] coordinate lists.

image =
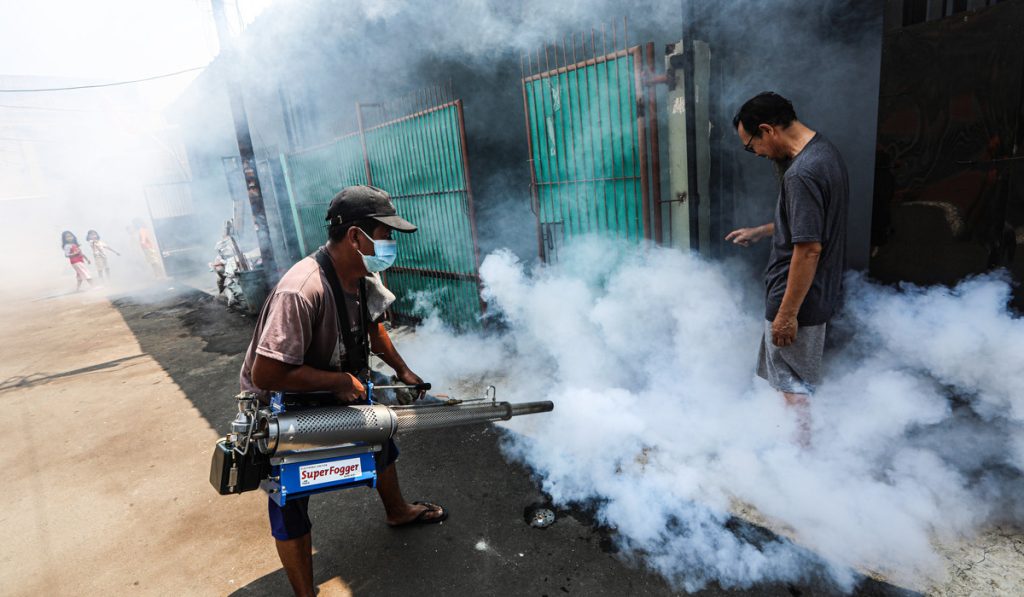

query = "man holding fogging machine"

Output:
[[725, 92, 849, 446], [239, 185, 446, 596]]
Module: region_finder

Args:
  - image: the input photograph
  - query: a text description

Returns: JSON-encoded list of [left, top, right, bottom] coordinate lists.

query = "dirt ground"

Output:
[[1, 283, 1020, 596], [2, 284, 277, 596]]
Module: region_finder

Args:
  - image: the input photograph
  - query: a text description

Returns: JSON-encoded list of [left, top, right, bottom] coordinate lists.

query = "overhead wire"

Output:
[[0, 66, 207, 93], [0, 103, 158, 113]]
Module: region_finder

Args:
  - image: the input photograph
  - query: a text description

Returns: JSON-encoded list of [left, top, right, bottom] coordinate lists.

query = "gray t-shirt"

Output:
[[238, 248, 395, 401], [764, 133, 849, 326]]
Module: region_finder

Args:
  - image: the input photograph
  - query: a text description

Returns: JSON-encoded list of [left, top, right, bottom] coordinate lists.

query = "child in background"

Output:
[[86, 229, 120, 279], [133, 218, 163, 278], [62, 230, 93, 291]]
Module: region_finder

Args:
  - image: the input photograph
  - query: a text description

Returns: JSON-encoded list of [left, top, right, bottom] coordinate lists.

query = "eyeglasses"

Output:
[[743, 133, 757, 154]]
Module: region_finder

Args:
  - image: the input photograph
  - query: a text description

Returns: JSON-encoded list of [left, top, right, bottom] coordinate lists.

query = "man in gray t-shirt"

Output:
[[725, 92, 849, 445], [240, 185, 447, 595]]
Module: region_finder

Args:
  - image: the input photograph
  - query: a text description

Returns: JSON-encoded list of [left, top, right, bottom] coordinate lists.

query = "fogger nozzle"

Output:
[[259, 401, 553, 456]]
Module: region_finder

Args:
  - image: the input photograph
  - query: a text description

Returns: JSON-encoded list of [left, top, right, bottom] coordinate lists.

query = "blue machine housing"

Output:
[[262, 449, 378, 507], [262, 392, 380, 507]]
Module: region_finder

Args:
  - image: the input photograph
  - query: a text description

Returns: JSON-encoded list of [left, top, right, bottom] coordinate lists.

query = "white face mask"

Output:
[[357, 228, 398, 273]]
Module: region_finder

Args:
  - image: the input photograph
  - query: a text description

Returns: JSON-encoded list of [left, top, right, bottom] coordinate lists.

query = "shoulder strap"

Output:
[[314, 249, 369, 374], [359, 277, 371, 344], [357, 277, 373, 376]]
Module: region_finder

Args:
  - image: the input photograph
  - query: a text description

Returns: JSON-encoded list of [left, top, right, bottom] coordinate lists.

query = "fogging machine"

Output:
[[210, 386, 553, 505]]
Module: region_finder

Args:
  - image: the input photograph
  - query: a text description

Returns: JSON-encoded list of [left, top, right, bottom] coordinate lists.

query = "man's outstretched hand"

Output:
[[725, 224, 771, 247]]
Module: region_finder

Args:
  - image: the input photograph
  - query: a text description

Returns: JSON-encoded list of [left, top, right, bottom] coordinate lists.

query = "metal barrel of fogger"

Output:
[[259, 401, 553, 456]]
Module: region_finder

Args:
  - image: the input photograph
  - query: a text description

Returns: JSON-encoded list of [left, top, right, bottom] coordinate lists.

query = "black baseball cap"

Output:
[[325, 185, 417, 232]]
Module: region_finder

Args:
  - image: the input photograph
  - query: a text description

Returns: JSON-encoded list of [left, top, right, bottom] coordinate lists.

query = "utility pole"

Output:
[[210, 0, 279, 289]]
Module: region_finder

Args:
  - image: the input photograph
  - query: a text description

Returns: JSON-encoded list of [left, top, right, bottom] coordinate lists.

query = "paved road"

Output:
[[2, 285, 922, 596]]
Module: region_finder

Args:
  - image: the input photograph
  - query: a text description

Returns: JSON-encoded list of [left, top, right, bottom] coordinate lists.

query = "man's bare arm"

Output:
[[368, 322, 414, 378], [251, 354, 364, 401], [725, 222, 774, 246], [771, 241, 822, 346], [368, 322, 425, 397]]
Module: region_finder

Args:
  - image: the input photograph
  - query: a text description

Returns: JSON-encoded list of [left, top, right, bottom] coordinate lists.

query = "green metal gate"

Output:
[[362, 101, 483, 329], [279, 94, 483, 329], [279, 133, 367, 254], [521, 25, 661, 261]]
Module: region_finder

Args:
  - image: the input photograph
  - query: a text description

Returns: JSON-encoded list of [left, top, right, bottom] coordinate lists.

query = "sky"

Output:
[[0, 0, 274, 110]]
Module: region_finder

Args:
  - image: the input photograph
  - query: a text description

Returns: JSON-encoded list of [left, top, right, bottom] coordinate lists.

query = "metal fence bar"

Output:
[[456, 103, 479, 268], [542, 42, 559, 256], [531, 47, 548, 247], [602, 24, 618, 238], [560, 36, 579, 240], [645, 42, 663, 244], [527, 51, 545, 257], [542, 43, 565, 252], [591, 28, 611, 237], [618, 16, 634, 240], [527, 49, 544, 251], [521, 52, 547, 261], [569, 33, 586, 235], [633, 46, 651, 241], [438, 106, 470, 319], [606, 25, 622, 240], [356, 103, 374, 185], [572, 32, 595, 236], [429, 108, 454, 269], [279, 153, 307, 256], [455, 100, 485, 315]]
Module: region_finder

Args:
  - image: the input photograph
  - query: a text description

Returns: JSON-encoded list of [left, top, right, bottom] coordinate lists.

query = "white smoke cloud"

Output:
[[398, 237, 1024, 592]]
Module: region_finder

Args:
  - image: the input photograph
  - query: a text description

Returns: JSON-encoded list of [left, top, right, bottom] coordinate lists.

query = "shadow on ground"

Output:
[[111, 286, 921, 597], [0, 354, 148, 391]]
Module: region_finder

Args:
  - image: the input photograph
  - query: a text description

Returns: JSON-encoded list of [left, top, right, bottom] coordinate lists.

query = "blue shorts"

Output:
[[268, 438, 399, 541]]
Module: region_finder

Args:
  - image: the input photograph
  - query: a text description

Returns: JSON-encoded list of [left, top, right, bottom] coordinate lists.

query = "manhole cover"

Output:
[[528, 508, 555, 528]]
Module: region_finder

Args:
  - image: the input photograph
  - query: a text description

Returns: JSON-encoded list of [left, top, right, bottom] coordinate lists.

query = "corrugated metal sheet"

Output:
[[364, 102, 482, 328], [522, 42, 655, 261], [279, 101, 482, 328], [280, 133, 367, 255]]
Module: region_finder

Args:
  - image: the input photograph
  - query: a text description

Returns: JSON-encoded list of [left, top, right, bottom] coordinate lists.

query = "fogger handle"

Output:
[[369, 382, 432, 391]]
